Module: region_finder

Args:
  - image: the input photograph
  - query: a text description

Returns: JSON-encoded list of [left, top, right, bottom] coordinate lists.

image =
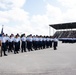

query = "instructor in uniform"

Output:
[[53, 38, 58, 50], [0, 34, 2, 57]]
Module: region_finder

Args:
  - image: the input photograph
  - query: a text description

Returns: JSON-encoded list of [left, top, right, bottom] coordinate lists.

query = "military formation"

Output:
[[0, 33, 58, 57]]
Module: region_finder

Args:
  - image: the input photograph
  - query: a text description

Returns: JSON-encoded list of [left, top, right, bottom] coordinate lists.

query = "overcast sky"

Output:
[[0, 0, 76, 36]]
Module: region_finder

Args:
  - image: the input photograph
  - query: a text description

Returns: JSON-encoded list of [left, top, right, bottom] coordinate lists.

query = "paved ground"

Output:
[[0, 42, 76, 75]]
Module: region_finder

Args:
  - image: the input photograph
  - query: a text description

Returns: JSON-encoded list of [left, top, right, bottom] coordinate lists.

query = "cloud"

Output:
[[10, 0, 26, 8], [8, 8, 29, 22], [0, 0, 26, 9], [0, 8, 29, 24], [31, 15, 49, 25], [57, 0, 76, 22], [0, 17, 9, 23], [0, 0, 28, 23], [31, 14, 50, 35], [58, 0, 76, 8], [46, 3, 63, 23], [63, 9, 76, 22], [0, 11, 9, 23]]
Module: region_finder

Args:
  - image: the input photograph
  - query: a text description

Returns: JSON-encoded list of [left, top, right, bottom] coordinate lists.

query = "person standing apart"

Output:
[[0, 34, 2, 57], [53, 38, 58, 50]]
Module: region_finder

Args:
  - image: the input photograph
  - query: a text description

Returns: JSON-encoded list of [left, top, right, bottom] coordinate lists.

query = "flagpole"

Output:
[[2, 25, 4, 29], [1, 25, 4, 34]]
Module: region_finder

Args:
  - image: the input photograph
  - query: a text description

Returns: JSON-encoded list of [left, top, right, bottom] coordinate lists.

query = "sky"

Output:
[[0, 0, 76, 36]]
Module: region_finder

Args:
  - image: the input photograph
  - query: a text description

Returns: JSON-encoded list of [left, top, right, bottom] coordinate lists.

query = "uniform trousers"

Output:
[[14, 42, 19, 54], [2, 43, 7, 55], [21, 41, 26, 52]]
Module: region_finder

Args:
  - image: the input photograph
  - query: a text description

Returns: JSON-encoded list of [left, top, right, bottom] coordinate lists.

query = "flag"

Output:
[[1, 25, 4, 34]]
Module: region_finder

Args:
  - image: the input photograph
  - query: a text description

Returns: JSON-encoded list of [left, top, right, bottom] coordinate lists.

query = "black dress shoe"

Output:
[[14, 52, 16, 54], [24, 51, 26, 52], [17, 51, 19, 53], [4, 54, 7, 56]]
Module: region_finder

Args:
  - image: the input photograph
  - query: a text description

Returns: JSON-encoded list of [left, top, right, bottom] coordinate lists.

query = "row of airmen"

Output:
[[0, 33, 58, 56]]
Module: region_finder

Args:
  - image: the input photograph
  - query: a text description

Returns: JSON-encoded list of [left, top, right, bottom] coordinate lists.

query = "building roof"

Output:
[[49, 22, 76, 30]]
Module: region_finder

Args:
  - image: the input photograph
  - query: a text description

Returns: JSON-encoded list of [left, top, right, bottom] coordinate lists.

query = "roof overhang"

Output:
[[49, 22, 76, 30]]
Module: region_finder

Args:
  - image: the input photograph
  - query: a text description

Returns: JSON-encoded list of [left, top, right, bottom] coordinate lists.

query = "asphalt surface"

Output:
[[0, 42, 76, 75]]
